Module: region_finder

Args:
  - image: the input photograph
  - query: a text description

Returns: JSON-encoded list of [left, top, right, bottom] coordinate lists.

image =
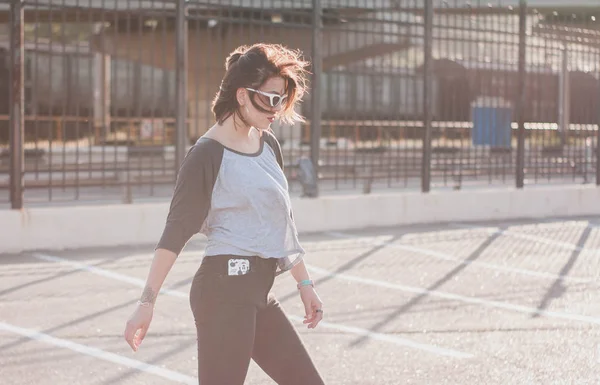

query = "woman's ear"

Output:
[[236, 88, 246, 106]]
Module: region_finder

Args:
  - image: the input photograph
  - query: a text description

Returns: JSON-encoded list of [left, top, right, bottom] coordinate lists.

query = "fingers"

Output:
[[302, 301, 324, 329], [303, 313, 315, 326], [309, 308, 323, 329], [133, 325, 148, 351], [309, 305, 324, 329], [302, 300, 316, 324], [124, 318, 149, 352], [299, 287, 324, 329], [124, 305, 153, 352], [124, 321, 139, 352], [303, 300, 312, 323]]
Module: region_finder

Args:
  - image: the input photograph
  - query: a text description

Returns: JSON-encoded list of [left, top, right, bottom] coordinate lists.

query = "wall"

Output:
[[1, 184, 599, 254]]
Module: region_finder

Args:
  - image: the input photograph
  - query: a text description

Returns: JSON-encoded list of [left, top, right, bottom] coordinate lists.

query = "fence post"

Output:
[[421, 0, 433, 193], [310, 0, 322, 194], [515, 0, 527, 188], [9, 0, 24, 210], [174, 0, 188, 173], [596, 72, 600, 186]]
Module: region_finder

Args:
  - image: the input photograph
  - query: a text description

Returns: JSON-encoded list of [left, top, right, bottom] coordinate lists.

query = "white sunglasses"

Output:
[[245, 88, 287, 108]]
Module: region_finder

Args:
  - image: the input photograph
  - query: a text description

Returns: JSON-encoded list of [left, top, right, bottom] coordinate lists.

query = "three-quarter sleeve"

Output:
[[155, 139, 223, 255]]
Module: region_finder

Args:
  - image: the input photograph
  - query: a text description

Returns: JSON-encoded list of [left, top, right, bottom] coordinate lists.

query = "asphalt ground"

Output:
[[2, 216, 600, 384]]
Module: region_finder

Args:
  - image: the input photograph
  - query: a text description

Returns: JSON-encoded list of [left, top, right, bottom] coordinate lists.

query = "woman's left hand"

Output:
[[299, 286, 324, 329]]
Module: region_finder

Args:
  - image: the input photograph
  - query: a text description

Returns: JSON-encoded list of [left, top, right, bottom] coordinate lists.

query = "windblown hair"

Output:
[[211, 43, 310, 127]]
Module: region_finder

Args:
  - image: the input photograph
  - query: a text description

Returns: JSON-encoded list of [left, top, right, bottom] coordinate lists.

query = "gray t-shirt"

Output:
[[156, 130, 304, 275]]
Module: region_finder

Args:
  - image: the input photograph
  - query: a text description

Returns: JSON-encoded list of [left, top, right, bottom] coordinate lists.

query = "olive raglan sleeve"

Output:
[[155, 139, 223, 255]]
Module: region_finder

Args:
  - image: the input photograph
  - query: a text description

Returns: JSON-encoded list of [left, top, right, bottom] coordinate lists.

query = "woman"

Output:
[[123, 43, 326, 385]]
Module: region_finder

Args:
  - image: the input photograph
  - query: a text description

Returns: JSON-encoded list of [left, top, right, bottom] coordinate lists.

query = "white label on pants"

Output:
[[228, 259, 250, 276]]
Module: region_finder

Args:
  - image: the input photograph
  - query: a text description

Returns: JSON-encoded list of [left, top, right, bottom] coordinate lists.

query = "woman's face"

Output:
[[239, 76, 287, 131]]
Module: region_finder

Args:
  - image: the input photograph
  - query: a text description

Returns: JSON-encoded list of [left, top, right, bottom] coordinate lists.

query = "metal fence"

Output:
[[2, 0, 600, 208]]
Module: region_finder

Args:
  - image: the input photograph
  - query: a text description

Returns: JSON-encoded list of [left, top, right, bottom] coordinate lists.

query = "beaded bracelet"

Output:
[[297, 279, 314, 290]]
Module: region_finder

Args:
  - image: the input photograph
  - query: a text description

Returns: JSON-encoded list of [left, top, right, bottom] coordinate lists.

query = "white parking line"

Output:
[[32, 253, 473, 359], [33, 253, 187, 299], [306, 264, 600, 327], [0, 321, 197, 385], [451, 222, 600, 256], [305, 318, 472, 358], [327, 231, 593, 284]]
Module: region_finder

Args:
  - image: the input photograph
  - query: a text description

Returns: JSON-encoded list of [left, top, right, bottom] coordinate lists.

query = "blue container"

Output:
[[471, 98, 512, 148]]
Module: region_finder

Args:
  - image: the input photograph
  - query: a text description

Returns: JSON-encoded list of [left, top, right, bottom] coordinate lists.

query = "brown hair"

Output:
[[211, 43, 310, 127]]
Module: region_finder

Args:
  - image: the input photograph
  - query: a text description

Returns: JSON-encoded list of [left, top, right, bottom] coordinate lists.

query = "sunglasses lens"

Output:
[[272, 97, 281, 107]]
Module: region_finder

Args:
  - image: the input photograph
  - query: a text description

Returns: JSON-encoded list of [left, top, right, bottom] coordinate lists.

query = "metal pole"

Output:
[[174, 0, 188, 172], [558, 46, 569, 146], [596, 72, 600, 185], [9, 0, 24, 209], [310, 0, 322, 188], [421, 0, 433, 193], [515, 0, 527, 189]]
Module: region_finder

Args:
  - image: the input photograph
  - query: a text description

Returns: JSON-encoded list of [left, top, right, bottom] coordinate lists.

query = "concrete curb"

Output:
[[2, 184, 599, 254]]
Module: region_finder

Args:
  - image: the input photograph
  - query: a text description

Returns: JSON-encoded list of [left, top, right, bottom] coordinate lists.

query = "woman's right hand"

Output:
[[124, 304, 154, 352]]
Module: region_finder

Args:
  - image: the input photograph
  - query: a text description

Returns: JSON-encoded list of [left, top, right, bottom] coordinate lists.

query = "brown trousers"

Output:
[[189, 254, 325, 385]]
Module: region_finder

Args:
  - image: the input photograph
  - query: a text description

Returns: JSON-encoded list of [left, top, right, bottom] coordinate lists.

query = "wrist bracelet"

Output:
[[137, 300, 153, 308], [297, 279, 314, 290]]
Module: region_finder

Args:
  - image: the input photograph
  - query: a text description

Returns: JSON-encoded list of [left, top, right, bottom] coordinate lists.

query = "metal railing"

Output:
[[2, 0, 600, 208]]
